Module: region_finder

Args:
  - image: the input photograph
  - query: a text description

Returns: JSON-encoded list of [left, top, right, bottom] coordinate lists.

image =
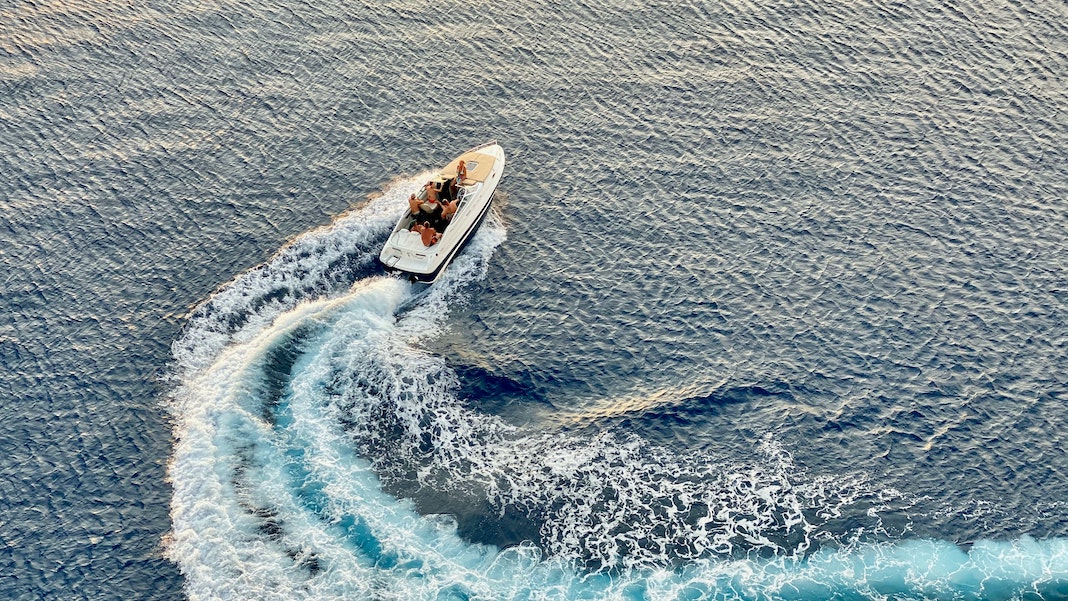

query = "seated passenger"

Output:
[[410, 186, 436, 215], [412, 221, 440, 247], [424, 181, 439, 203], [440, 198, 458, 223]]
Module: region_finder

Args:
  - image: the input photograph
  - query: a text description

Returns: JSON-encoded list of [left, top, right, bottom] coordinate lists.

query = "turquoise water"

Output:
[[2, 0, 1067, 599]]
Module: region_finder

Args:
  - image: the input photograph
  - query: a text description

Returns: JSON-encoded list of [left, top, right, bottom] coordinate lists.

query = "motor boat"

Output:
[[379, 141, 505, 283]]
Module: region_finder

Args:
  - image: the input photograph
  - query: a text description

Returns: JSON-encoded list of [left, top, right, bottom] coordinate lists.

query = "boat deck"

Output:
[[443, 151, 496, 184]]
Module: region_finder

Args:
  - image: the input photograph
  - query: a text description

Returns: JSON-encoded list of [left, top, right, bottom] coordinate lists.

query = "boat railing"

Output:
[[467, 140, 497, 153]]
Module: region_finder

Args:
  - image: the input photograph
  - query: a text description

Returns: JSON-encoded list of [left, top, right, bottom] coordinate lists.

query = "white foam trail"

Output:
[[323, 280, 886, 569], [165, 177, 1068, 599], [167, 289, 388, 599], [169, 173, 432, 378]]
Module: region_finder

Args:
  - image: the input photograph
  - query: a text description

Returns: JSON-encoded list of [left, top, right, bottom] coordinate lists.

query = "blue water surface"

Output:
[[1, 0, 1066, 599]]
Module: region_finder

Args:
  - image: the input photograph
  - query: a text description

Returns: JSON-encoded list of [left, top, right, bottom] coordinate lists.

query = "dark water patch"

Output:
[[427, 497, 545, 556], [293, 551, 323, 576], [255, 508, 286, 541], [260, 326, 316, 425], [238, 493, 327, 578], [550, 382, 800, 447], [450, 362, 552, 422]]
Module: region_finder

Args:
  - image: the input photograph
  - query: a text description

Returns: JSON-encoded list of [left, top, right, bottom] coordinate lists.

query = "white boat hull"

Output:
[[379, 142, 505, 283]]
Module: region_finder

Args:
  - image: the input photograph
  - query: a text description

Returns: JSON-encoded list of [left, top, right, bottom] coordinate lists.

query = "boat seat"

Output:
[[395, 229, 426, 251]]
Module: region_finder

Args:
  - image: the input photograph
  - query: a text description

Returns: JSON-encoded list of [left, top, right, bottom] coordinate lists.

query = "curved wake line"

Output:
[[164, 178, 1068, 600]]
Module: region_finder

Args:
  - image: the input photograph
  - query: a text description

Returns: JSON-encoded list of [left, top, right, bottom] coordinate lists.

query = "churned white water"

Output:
[[164, 179, 1068, 600]]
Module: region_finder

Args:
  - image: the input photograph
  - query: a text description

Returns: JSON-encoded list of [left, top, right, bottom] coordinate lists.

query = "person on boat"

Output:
[[440, 198, 458, 224], [412, 221, 440, 246], [408, 194, 422, 216], [415, 184, 442, 219], [450, 160, 468, 197]]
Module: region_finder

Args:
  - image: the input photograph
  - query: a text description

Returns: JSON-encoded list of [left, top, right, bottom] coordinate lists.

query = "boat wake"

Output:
[[164, 177, 1068, 600]]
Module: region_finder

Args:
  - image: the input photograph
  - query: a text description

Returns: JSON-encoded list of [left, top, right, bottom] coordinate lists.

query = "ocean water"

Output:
[[2, 0, 1067, 599]]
